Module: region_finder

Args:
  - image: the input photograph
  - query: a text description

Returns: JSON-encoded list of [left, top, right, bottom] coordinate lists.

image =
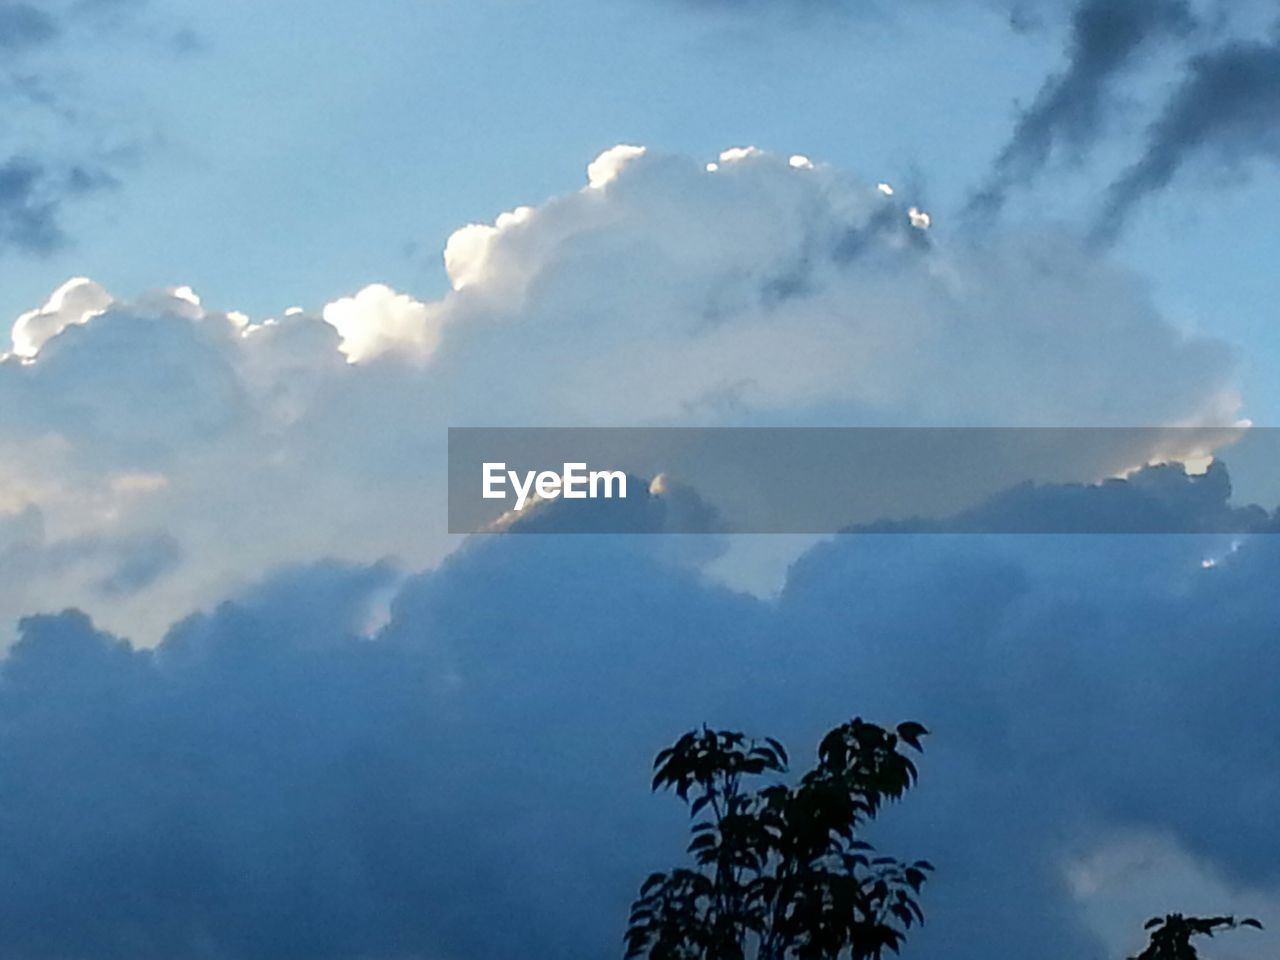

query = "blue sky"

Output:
[[7, 0, 1279, 412]]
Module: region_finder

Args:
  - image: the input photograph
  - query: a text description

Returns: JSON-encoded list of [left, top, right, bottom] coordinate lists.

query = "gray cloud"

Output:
[[0, 157, 117, 254], [0, 504, 183, 600], [853, 459, 1279, 533], [93, 532, 182, 596], [0, 3, 58, 51], [655, 0, 1280, 236], [1093, 38, 1280, 243], [0, 158, 65, 253], [0, 0, 149, 256], [969, 0, 1196, 218], [0, 462, 1278, 959]]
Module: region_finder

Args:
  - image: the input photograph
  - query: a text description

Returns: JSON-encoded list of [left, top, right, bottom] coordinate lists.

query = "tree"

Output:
[[625, 718, 932, 960], [1131, 914, 1263, 960]]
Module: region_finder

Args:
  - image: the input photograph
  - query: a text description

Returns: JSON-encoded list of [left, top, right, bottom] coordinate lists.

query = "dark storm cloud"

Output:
[[1092, 38, 1280, 243], [0, 462, 1278, 959], [968, 0, 1196, 218], [0, 548, 766, 960]]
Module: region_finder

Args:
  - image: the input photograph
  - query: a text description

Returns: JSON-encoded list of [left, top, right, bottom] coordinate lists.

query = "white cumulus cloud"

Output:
[[9, 277, 112, 360], [322, 284, 442, 364], [0, 144, 1245, 642]]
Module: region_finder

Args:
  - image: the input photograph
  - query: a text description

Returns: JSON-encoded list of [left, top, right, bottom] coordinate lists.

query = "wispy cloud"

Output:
[[969, 0, 1196, 218], [0, 157, 118, 254], [1093, 38, 1280, 243], [0, 0, 159, 256], [0, 3, 59, 52]]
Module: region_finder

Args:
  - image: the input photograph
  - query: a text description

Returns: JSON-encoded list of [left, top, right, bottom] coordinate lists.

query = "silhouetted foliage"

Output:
[[1131, 914, 1263, 960], [626, 719, 931, 960]]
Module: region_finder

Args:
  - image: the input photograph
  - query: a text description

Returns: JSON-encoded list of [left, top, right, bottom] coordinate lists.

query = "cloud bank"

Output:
[[0, 146, 1268, 960], [0, 145, 1242, 641], [0, 465, 1277, 959]]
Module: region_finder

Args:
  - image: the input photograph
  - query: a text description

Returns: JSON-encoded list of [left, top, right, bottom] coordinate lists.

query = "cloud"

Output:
[[9, 276, 112, 358], [94, 532, 182, 596], [776, 519, 1280, 958], [959, 0, 1280, 238], [0, 464, 1278, 958], [0, 145, 1242, 644], [321, 283, 443, 364], [0, 502, 183, 607], [0, 157, 113, 255], [488, 471, 727, 536], [969, 0, 1196, 217], [485, 470, 731, 567], [853, 458, 1279, 533], [431, 146, 1234, 427], [0, 3, 58, 52], [0, 0, 146, 51], [650, 0, 1275, 238], [0, 549, 766, 960], [0, 0, 154, 256], [1093, 38, 1280, 243]]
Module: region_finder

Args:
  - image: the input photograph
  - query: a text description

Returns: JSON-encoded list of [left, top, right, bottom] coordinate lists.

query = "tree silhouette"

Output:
[[625, 719, 931, 960], [1130, 914, 1263, 960]]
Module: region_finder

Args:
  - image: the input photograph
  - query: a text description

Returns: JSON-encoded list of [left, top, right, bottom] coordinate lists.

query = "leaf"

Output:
[[766, 736, 790, 767], [895, 721, 929, 751]]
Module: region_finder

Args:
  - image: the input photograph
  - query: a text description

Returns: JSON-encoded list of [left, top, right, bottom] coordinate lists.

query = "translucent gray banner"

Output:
[[447, 427, 1280, 534]]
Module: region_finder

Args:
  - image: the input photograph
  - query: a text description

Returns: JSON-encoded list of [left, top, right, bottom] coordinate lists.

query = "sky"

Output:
[[2, 1, 1280, 958], [6, 0, 1280, 412]]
